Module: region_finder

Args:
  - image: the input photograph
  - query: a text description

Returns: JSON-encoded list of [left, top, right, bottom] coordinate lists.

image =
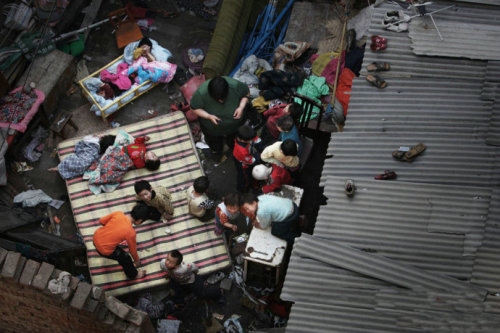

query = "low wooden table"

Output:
[[242, 185, 304, 285], [50, 111, 79, 139], [243, 227, 287, 285]]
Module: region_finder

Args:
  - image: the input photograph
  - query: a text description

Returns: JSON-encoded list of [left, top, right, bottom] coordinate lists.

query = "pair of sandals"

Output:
[[366, 62, 390, 89], [393, 143, 427, 162]]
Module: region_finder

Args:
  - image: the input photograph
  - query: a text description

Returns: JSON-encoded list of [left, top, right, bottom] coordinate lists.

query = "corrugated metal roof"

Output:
[[314, 176, 490, 279], [361, 4, 487, 81], [481, 61, 500, 101], [320, 1, 499, 188], [456, 0, 500, 5], [487, 88, 500, 145], [283, 235, 500, 333], [408, 7, 500, 61], [283, 1, 500, 332], [471, 187, 500, 290], [320, 133, 499, 187], [291, 234, 488, 297]]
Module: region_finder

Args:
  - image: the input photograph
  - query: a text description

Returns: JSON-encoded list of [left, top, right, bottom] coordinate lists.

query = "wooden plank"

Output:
[[6, 227, 84, 252], [80, 0, 104, 42], [0, 206, 38, 233]]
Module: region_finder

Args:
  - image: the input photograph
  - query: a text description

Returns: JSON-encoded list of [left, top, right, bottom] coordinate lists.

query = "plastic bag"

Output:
[[5, 3, 33, 31], [180, 74, 205, 104]]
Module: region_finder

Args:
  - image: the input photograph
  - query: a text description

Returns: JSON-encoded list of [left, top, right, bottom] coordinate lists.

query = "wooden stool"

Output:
[[50, 111, 78, 139], [108, 8, 143, 49]]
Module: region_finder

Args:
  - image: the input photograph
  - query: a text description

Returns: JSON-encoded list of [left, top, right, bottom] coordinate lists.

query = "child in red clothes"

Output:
[[252, 164, 292, 193], [125, 135, 160, 170], [262, 102, 303, 144], [233, 125, 262, 192]]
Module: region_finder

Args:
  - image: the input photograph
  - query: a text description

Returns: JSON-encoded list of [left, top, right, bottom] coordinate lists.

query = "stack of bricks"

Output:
[[0, 247, 155, 333]]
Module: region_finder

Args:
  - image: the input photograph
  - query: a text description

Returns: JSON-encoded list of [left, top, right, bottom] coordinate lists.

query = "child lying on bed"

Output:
[[127, 37, 177, 85], [84, 131, 161, 195], [133, 38, 156, 62], [48, 134, 115, 180]]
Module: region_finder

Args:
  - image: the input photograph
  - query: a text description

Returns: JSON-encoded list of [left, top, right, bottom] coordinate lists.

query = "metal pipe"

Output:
[[230, 0, 296, 76]]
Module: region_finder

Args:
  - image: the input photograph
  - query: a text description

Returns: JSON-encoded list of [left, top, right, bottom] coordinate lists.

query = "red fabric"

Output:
[[125, 137, 147, 169], [263, 104, 287, 139], [233, 137, 259, 168], [171, 102, 198, 122], [262, 165, 292, 193], [180, 75, 206, 104], [100, 63, 131, 90], [335, 68, 356, 116], [311, 51, 346, 85]]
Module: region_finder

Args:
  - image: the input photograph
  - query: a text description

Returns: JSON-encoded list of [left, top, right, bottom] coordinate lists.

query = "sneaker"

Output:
[[207, 271, 225, 284], [384, 10, 410, 24], [383, 22, 409, 33]]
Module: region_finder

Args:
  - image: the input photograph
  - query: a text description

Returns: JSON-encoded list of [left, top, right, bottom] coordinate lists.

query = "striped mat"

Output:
[[57, 112, 231, 296]]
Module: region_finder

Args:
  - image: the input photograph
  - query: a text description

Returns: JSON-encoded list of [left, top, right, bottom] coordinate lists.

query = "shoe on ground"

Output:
[[371, 35, 387, 44], [345, 179, 356, 197], [384, 10, 410, 24], [374, 170, 397, 180], [370, 42, 387, 51], [207, 271, 225, 284], [383, 21, 409, 32]]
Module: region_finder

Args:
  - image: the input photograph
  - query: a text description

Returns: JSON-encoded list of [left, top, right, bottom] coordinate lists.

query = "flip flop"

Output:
[[366, 74, 387, 89], [375, 170, 397, 180], [367, 62, 391, 72], [404, 143, 426, 160]]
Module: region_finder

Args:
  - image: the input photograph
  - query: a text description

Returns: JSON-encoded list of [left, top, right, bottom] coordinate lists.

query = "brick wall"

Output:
[[0, 247, 154, 333], [0, 278, 111, 333]]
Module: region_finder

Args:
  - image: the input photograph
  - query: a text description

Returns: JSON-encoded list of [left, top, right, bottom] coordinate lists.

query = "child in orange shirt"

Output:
[[93, 204, 150, 279]]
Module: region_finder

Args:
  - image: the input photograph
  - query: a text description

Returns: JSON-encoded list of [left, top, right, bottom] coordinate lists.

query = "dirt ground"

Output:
[[2, 1, 301, 332], [2, 0, 336, 331]]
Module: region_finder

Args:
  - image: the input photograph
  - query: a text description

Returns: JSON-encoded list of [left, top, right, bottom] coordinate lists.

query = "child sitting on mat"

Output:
[[160, 249, 225, 306], [186, 176, 215, 222], [134, 180, 174, 223]]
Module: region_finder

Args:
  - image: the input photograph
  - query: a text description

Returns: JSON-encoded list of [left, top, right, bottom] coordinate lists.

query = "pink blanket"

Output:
[[0, 87, 45, 133], [100, 63, 132, 90]]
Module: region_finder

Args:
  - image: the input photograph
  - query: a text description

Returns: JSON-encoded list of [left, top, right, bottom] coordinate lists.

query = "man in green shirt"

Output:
[[190, 76, 249, 162]]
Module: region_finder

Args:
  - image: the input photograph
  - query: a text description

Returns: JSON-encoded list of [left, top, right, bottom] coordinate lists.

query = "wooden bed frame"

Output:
[[78, 55, 158, 121]]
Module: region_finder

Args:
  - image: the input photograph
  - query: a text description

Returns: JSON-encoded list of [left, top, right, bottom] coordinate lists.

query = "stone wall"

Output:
[[0, 247, 154, 333]]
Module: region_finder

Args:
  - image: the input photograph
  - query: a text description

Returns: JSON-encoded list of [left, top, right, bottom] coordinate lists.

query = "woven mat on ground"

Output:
[[57, 111, 230, 296]]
